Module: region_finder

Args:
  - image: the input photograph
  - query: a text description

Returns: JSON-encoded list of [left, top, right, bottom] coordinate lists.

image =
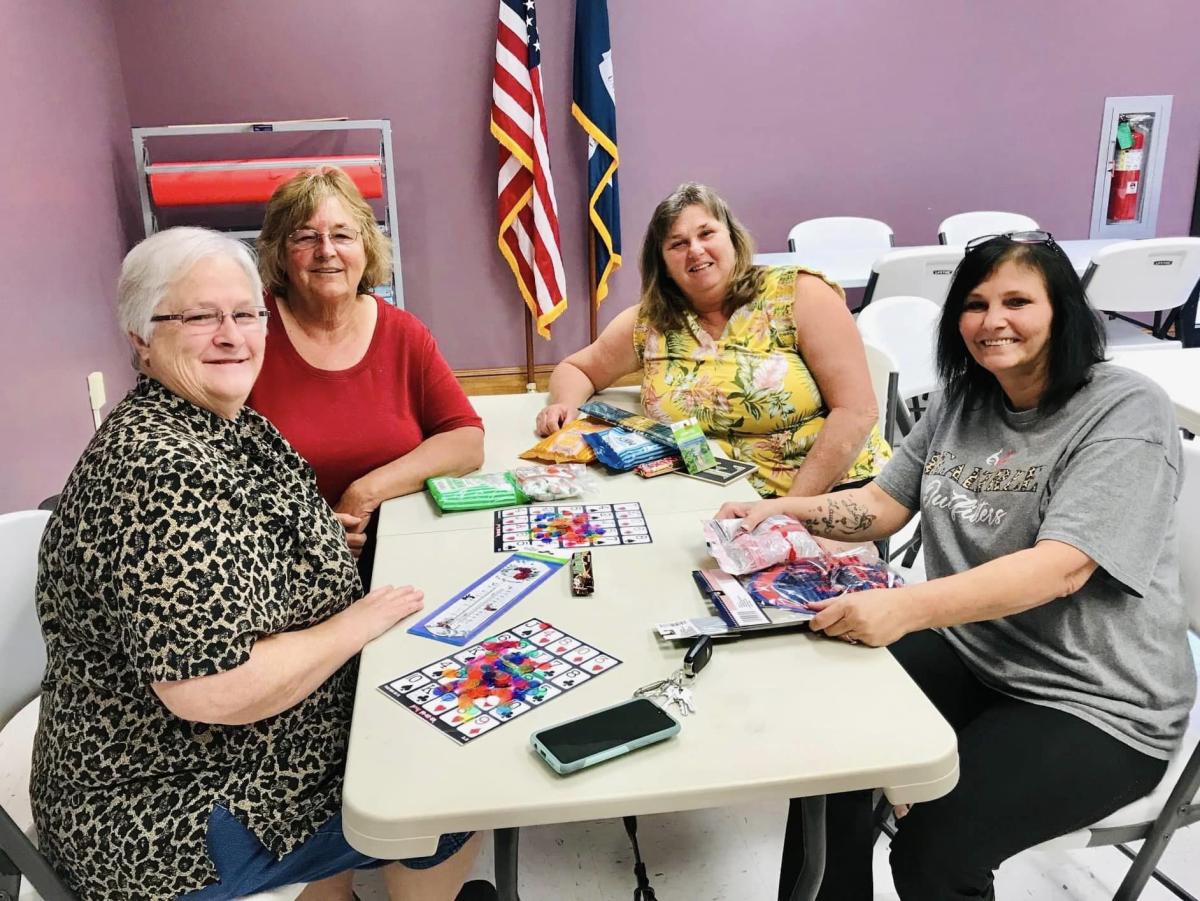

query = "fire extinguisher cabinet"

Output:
[[1090, 96, 1173, 240]]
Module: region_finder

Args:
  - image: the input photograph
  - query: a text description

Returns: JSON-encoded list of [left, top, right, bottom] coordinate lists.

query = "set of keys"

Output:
[[634, 670, 696, 716], [633, 635, 713, 718]]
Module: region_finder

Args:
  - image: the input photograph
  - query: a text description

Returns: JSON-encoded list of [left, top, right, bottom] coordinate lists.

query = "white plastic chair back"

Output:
[[1082, 238, 1200, 316], [937, 211, 1039, 245], [0, 511, 50, 728], [787, 217, 894, 254], [1083, 239, 1200, 350], [861, 341, 898, 444], [862, 246, 964, 307], [856, 296, 941, 400]]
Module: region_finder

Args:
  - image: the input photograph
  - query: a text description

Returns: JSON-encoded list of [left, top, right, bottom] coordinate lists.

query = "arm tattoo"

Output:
[[802, 496, 876, 537]]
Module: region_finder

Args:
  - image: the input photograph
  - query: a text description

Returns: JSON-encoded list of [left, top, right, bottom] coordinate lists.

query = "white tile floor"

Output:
[[353, 519, 1200, 900], [352, 802, 1200, 899]]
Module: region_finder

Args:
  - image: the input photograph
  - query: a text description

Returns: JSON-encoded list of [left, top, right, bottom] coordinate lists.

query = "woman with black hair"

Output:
[[719, 232, 1195, 899]]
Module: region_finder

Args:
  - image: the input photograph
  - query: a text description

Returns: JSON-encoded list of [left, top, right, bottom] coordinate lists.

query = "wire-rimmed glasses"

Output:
[[149, 308, 270, 333], [286, 227, 361, 249]]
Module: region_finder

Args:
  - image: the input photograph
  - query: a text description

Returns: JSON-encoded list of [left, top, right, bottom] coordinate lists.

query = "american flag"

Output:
[[491, 0, 568, 338]]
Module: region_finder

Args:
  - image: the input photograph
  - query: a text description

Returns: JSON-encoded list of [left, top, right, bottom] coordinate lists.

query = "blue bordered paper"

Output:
[[408, 551, 566, 646]]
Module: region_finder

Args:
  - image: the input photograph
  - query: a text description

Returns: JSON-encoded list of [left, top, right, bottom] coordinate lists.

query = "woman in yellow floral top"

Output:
[[536, 183, 890, 497]]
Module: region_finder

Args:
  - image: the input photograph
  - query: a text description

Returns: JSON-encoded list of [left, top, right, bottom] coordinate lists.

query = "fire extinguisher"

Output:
[[1107, 122, 1145, 223]]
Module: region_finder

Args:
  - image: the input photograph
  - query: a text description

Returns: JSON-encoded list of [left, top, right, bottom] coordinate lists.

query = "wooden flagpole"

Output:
[[524, 306, 537, 393], [588, 234, 599, 343]]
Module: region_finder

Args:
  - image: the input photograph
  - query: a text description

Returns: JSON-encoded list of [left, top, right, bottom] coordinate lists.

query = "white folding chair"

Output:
[[937, 211, 1039, 245], [0, 510, 304, 901], [856, 296, 941, 415], [861, 341, 901, 449], [1028, 437, 1200, 900], [860, 246, 964, 309], [787, 217, 894, 254], [858, 298, 940, 569], [861, 341, 901, 563], [1082, 238, 1200, 350]]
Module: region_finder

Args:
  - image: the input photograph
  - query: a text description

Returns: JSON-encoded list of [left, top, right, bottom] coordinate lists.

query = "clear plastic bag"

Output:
[[702, 515, 824, 575], [510, 463, 598, 501], [813, 535, 881, 564]]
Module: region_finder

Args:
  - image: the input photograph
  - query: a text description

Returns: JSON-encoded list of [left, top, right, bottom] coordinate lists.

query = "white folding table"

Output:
[[343, 391, 959, 901]]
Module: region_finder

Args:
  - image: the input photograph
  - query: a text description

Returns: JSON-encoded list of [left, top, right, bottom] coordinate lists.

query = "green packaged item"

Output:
[[426, 472, 528, 512], [669, 418, 717, 474]]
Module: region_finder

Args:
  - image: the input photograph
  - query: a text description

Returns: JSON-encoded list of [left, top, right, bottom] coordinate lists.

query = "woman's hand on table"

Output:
[[807, 588, 916, 647], [344, 584, 426, 647], [335, 513, 368, 558], [714, 498, 790, 532], [536, 403, 578, 437]]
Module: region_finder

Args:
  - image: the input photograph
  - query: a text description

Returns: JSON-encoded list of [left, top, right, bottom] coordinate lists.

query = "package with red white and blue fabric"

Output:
[[738, 557, 903, 612]]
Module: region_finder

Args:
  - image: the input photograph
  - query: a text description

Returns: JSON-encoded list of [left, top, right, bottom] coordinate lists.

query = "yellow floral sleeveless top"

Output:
[[633, 266, 891, 497]]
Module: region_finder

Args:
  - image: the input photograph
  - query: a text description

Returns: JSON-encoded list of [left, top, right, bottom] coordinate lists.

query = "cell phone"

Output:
[[530, 698, 680, 775]]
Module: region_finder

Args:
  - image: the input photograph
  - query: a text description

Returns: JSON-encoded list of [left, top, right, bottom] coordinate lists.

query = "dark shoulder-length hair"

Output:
[[936, 236, 1105, 415], [639, 182, 766, 333]]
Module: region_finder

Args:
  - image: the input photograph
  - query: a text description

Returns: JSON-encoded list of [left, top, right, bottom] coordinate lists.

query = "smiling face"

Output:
[[660, 204, 736, 309], [958, 258, 1055, 407], [284, 194, 367, 306], [130, 255, 265, 419]]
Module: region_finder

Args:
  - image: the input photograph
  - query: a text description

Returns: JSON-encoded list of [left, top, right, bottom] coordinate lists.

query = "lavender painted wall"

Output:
[[1, 0, 136, 512], [110, 0, 1200, 371], [5, 1, 1196, 511]]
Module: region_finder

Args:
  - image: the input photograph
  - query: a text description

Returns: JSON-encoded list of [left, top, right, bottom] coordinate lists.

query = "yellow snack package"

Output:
[[520, 419, 609, 463]]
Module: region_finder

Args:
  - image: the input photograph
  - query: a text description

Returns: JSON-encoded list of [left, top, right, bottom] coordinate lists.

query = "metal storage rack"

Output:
[[131, 118, 405, 308]]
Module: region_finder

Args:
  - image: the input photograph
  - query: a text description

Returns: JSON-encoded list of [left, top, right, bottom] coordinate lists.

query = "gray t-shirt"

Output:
[[877, 363, 1194, 759]]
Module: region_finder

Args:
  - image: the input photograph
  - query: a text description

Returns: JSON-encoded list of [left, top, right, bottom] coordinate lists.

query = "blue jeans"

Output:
[[179, 805, 472, 900]]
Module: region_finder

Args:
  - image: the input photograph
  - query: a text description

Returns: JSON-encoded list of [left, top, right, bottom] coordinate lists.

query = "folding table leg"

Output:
[[788, 795, 827, 901], [494, 827, 521, 901]]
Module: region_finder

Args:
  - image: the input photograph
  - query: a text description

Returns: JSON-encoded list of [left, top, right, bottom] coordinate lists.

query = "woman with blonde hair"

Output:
[[250, 166, 483, 582], [535, 182, 888, 497]]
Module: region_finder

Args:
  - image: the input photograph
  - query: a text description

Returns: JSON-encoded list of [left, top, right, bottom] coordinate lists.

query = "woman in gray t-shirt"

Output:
[[720, 233, 1194, 901]]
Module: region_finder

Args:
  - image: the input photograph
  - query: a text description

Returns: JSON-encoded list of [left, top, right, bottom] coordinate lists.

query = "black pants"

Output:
[[778, 629, 1167, 900]]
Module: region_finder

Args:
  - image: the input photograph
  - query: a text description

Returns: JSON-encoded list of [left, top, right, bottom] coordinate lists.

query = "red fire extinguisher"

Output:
[[1107, 124, 1145, 223]]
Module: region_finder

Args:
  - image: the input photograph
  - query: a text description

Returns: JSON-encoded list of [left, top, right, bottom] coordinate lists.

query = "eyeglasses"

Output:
[[150, 308, 270, 333], [965, 230, 1063, 254], [287, 227, 360, 249]]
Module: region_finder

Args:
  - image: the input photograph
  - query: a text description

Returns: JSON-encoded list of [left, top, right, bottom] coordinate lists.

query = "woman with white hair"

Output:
[[31, 227, 484, 900]]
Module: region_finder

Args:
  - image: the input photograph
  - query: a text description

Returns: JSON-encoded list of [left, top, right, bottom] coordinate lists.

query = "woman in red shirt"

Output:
[[249, 167, 483, 583]]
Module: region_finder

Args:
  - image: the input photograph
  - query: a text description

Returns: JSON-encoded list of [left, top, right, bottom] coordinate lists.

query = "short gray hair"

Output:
[[118, 227, 263, 341]]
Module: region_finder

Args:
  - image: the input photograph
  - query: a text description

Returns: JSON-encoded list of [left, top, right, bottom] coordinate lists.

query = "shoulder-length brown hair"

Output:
[[257, 165, 391, 298], [639, 182, 764, 332]]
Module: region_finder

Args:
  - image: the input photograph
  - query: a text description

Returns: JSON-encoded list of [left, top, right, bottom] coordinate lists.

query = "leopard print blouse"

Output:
[[32, 377, 363, 900]]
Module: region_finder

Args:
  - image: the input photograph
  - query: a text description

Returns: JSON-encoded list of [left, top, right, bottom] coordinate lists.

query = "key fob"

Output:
[[683, 635, 713, 678]]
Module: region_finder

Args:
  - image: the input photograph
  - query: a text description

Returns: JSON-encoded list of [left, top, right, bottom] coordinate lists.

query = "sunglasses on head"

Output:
[[965, 230, 1062, 254]]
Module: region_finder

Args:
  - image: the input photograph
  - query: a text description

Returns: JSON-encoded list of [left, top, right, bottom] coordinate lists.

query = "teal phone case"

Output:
[[530, 699, 680, 775]]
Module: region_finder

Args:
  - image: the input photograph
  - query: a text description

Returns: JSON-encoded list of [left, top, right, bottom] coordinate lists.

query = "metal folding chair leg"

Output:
[[493, 828, 521, 901], [0, 805, 77, 900], [1111, 740, 1200, 901]]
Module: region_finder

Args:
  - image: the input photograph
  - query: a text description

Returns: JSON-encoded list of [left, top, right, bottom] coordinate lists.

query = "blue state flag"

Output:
[[572, 0, 621, 304]]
